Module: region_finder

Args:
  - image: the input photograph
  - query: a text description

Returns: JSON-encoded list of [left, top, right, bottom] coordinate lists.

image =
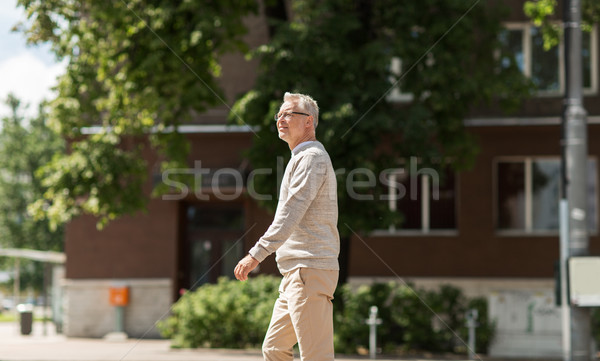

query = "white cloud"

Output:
[[0, 0, 25, 22], [0, 52, 66, 118]]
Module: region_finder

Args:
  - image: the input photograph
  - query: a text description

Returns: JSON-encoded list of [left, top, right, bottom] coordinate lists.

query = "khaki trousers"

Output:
[[262, 267, 339, 361]]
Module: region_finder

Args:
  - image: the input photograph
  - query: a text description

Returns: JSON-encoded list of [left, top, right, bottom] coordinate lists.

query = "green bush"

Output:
[[159, 277, 495, 356], [592, 307, 600, 347], [158, 275, 279, 348], [333, 282, 401, 354], [334, 282, 495, 355], [459, 297, 496, 354], [396, 284, 467, 352]]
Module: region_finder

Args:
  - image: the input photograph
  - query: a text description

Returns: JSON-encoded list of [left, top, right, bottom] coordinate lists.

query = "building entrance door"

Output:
[[178, 203, 244, 292]]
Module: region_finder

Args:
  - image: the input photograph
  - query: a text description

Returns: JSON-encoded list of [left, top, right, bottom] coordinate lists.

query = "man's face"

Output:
[[276, 101, 310, 144]]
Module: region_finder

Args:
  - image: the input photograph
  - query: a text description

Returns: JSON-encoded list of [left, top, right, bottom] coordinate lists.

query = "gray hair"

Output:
[[283, 92, 319, 128]]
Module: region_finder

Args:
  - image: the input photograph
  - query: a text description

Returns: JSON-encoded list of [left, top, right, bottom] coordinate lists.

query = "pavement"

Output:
[[0, 321, 550, 361]]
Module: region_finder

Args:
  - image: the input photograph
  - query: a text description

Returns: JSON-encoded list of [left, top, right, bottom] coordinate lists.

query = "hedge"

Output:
[[158, 275, 280, 349], [333, 282, 494, 354], [158, 276, 496, 355]]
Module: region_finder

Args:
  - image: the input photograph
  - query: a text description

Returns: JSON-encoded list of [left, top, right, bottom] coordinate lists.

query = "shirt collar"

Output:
[[291, 141, 315, 156]]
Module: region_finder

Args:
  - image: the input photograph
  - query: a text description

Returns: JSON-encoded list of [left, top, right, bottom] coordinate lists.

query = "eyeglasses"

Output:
[[274, 111, 310, 121]]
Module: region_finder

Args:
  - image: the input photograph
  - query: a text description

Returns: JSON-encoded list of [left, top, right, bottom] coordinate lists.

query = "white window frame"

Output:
[[502, 23, 598, 96], [372, 168, 458, 237], [493, 156, 599, 236]]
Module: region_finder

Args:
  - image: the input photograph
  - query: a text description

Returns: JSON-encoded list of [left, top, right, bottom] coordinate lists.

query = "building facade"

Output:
[[61, 1, 598, 356]]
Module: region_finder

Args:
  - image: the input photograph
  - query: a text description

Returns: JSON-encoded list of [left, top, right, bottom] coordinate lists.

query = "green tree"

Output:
[[524, 0, 600, 49], [230, 0, 532, 280], [0, 95, 65, 291], [16, 0, 258, 229]]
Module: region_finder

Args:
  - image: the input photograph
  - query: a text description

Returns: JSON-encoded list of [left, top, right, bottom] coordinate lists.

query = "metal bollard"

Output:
[[365, 306, 382, 359], [465, 308, 479, 360]]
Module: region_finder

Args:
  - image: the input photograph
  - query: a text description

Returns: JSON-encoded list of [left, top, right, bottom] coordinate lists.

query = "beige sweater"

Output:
[[249, 141, 340, 274]]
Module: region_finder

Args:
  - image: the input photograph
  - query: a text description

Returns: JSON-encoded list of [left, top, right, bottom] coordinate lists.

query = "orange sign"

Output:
[[109, 287, 129, 306]]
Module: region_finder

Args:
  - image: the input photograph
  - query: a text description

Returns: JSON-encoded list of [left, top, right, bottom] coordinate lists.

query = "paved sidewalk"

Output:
[[0, 321, 456, 361], [2, 321, 266, 361], [0, 321, 535, 361], [4, 321, 264, 361]]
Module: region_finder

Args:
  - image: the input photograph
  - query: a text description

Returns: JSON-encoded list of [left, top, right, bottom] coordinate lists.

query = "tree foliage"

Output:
[[524, 0, 600, 50], [0, 95, 65, 290], [16, 0, 258, 228], [231, 0, 531, 235], [14, 0, 534, 233]]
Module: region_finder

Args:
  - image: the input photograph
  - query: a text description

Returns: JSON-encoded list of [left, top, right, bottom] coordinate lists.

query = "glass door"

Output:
[[178, 203, 244, 291]]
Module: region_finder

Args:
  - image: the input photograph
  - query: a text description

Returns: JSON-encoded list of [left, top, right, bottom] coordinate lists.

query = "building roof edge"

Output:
[[81, 124, 258, 134], [464, 116, 600, 127]]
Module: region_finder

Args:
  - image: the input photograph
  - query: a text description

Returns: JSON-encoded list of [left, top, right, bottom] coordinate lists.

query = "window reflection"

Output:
[[496, 158, 598, 233]]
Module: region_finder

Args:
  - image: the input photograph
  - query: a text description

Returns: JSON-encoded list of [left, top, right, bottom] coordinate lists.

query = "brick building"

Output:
[[60, 1, 598, 357]]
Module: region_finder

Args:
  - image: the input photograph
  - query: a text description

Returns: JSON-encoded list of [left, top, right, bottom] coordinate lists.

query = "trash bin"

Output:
[[17, 304, 33, 335]]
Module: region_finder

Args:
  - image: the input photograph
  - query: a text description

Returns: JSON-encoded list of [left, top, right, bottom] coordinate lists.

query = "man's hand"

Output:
[[234, 254, 259, 281]]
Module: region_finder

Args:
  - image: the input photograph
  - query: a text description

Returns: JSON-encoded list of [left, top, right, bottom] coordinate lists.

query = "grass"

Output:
[[0, 311, 51, 323], [0, 312, 17, 322]]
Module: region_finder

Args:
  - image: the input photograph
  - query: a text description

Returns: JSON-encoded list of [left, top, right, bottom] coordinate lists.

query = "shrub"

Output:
[[592, 307, 600, 347], [334, 282, 495, 355], [334, 282, 402, 354], [158, 275, 279, 349], [458, 296, 496, 354], [159, 276, 495, 356]]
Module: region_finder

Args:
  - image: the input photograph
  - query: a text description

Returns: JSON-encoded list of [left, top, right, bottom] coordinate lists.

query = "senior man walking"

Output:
[[234, 92, 340, 361]]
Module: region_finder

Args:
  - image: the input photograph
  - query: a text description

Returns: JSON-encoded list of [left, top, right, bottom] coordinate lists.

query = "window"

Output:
[[384, 166, 457, 234], [499, 24, 598, 95], [495, 157, 598, 234]]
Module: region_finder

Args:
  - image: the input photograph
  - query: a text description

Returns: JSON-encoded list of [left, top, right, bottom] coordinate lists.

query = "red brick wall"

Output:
[[349, 124, 600, 278], [65, 200, 179, 279]]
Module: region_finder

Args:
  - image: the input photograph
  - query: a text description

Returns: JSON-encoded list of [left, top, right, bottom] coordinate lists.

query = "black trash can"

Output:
[[17, 304, 33, 335]]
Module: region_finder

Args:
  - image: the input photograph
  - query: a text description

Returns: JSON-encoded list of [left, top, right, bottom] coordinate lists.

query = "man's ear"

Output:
[[305, 116, 313, 128]]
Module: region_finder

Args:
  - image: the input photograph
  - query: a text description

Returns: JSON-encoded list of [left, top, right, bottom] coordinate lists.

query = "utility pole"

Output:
[[561, 0, 591, 360]]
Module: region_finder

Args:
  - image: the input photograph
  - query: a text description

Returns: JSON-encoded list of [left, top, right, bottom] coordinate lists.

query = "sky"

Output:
[[0, 0, 66, 118]]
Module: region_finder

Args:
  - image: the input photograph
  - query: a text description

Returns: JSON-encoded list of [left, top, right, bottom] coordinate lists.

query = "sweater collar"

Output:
[[291, 141, 316, 156]]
